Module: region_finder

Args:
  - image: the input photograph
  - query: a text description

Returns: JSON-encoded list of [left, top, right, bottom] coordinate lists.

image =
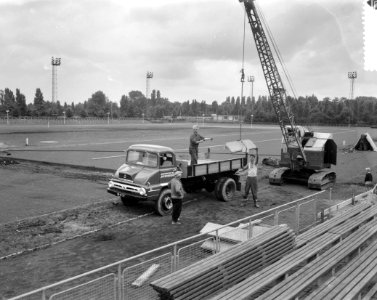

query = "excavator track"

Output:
[[308, 171, 336, 190], [269, 168, 336, 190], [269, 167, 290, 185]]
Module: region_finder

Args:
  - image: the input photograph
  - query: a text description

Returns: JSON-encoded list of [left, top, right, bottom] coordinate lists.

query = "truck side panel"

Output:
[[189, 158, 245, 177]]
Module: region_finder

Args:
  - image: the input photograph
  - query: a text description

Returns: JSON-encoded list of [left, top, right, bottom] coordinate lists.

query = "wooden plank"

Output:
[[255, 219, 377, 300], [166, 247, 262, 293], [131, 264, 160, 287], [154, 226, 288, 288], [154, 227, 289, 288], [209, 232, 340, 300], [362, 281, 377, 300], [328, 205, 377, 236], [332, 249, 377, 300], [151, 225, 295, 299], [174, 261, 264, 299], [306, 239, 377, 300], [173, 240, 288, 298], [297, 202, 372, 246]]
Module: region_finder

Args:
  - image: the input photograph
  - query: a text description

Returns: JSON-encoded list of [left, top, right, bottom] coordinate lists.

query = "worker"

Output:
[[239, 153, 260, 208], [169, 169, 184, 225], [365, 167, 373, 187], [189, 125, 212, 165]]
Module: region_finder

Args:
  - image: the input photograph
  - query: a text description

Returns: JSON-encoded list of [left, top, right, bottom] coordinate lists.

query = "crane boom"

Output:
[[240, 0, 306, 163], [238, 0, 337, 190]]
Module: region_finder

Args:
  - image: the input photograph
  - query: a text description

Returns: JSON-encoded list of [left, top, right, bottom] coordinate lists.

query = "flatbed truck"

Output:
[[107, 144, 247, 215]]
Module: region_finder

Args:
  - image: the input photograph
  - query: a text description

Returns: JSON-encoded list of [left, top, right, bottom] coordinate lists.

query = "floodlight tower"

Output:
[[146, 71, 153, 99], [248, 76, 255, 101], [51, 57, 61, 103], [248, 76, 255, 128], [348, 71, 357, 100]]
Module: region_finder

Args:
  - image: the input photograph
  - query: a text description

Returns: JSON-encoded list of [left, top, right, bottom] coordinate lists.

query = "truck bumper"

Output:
[[107, 187, 148, 200], [107, 180, 149, 200]]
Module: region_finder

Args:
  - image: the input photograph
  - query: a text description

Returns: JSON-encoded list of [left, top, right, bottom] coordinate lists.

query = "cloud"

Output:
[[0, 0, 375, 105]]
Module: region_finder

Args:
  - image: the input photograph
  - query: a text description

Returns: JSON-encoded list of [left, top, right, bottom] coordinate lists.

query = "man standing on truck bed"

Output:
[[189, 125, 212, 165]]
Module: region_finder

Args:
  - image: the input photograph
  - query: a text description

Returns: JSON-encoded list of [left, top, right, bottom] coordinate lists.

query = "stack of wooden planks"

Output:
[[150, 225, 295, 300]]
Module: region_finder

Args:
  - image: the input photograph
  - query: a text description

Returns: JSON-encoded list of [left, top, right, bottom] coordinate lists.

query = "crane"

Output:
[[239, 0, 337, 189]]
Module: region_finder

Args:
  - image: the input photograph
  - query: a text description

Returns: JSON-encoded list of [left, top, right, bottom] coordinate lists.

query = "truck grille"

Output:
[[119, 173, 132, 181]]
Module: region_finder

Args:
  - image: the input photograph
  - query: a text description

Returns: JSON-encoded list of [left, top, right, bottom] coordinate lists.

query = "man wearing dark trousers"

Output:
[[169, 170, 184, 224], [239, 153, 259, 208], [189, 125, 212, 165]]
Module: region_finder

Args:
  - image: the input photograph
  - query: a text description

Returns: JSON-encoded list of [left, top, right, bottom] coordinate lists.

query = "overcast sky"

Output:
[[0, 0, 375, 105]]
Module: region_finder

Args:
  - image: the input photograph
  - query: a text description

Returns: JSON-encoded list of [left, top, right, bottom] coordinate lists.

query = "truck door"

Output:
[[159, 152, 177, 185]]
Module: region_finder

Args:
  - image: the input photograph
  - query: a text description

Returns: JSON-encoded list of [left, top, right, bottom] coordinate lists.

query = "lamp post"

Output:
[[51, 57, 61, 103], [248, 76, 255, 130], [202, 114, 205, 127], [6, 109, 9, 125], [107, 112, 110, 125], [142, 113, 145, 124], [348, 71, 357, 124], [146, 72, 153, 99], [348, 71, 357, 100], [248, 76, 255, 102], [63, 111, 66, 125]]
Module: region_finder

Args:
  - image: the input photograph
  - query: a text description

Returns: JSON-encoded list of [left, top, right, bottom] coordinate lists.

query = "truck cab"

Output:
[[107, 144, 179, 212]]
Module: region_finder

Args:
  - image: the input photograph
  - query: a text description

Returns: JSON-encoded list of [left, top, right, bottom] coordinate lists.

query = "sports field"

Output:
[[1, 121, 370, 170], [1, 121, 377, 299]]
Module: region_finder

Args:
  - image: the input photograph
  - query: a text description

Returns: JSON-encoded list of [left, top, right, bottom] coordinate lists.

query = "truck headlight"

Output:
[[108, 181, 114, 188], [138, 188, 146, 196]]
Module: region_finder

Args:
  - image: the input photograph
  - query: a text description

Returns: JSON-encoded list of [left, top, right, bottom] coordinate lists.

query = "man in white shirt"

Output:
[[240, 154, 259, 208]]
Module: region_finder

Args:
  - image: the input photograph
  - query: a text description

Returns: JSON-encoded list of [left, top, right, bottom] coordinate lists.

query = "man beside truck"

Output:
[[169, 169, 184, 224]]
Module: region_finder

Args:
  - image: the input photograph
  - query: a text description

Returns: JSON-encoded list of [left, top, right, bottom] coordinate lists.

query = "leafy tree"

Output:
[[87, 91, 107, 117], [211, 101, 219, 114], [33, 88, 45, 116], [1, 88, 16, 115]]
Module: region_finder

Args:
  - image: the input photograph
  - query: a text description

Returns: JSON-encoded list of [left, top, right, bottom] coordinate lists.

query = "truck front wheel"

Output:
[[215, 177, 236, 202], [155, 189, 173, 216]]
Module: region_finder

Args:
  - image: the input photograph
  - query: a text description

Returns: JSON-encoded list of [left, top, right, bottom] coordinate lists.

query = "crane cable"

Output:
[[256, 3, 314, 130], [239, 9, 247, 140], [256, 2, 298, 101]]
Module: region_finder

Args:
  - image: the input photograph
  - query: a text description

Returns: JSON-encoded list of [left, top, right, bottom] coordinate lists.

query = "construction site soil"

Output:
[[0, 152, 376, 299]]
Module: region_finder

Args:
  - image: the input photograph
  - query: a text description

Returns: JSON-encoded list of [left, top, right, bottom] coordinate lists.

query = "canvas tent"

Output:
[[354, 133, 377, 152]]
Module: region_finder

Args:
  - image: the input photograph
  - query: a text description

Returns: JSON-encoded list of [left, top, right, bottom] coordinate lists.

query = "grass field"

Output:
[[1, 121, 371, 170], [1, 121, 377, 299]]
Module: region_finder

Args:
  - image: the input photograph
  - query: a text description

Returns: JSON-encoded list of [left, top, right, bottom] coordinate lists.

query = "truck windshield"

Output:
[[126, 150, 158, 167]]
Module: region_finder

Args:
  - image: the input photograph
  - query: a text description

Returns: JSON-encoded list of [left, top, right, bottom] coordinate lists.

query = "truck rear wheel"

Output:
[[155, 189, 173, 216], [215, 177, 236, 202]]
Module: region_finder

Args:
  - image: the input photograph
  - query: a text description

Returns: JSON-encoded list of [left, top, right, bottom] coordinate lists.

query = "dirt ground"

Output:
[[0, 149, 376, 299]]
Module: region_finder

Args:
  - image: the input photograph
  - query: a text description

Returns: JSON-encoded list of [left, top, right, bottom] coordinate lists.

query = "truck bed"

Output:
[[177, 157, 246, 178]]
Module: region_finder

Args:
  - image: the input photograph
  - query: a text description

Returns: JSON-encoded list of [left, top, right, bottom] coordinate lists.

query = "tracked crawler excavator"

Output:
[[239, 0, 337, 190]]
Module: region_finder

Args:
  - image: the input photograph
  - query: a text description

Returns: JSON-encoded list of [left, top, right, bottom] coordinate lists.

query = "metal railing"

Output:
[[9, 189, 344, 300]]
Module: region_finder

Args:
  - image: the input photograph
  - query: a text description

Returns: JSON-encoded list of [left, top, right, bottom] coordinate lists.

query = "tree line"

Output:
[[0, 87, 376, 126]]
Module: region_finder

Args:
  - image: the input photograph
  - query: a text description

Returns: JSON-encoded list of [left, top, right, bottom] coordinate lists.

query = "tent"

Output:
[[354, 133, 377, 152]]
